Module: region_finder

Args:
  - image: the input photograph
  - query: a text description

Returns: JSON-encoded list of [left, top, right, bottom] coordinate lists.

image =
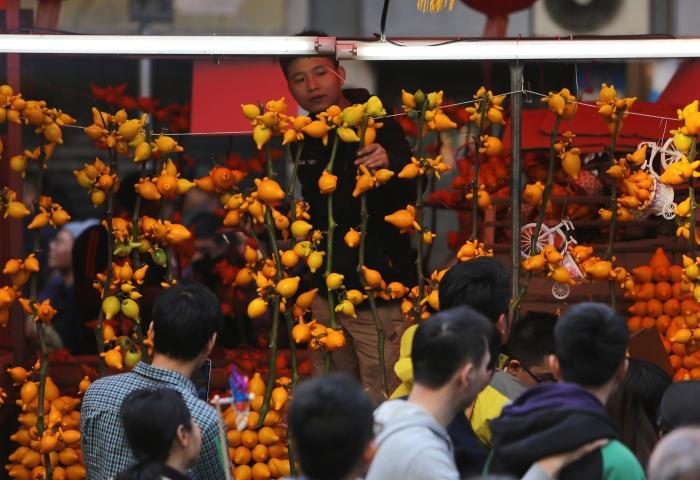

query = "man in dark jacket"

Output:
[[280, 45, 416, 403], [488, 303, 645, 479]]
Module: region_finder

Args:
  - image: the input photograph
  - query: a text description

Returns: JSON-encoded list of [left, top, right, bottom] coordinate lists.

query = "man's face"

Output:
[[286, 57, 345, 114], [510, 357, 557, 387]]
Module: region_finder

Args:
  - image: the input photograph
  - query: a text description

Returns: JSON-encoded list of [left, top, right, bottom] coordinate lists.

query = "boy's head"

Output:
[[553, 302, 629, 388], [505, 311, 558, 386], [412, 306, 494, 407], [150, 282, 222, 363], [289, 373, 375, 480], [279, 30, 346, 114], [438, 257, 511, 362]]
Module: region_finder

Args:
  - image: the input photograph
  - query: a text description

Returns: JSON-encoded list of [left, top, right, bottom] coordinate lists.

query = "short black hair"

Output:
[[412, 306, 494, 389], [117, 388, 192, 480], [278, 29, 339, 80], [289, 373, 374, 480], [438, 257, 511, 324], [555, 302, 629, 387], [152, 282, 222, 361], [659, 380, 700, 434], [506, 311, 558, 369]]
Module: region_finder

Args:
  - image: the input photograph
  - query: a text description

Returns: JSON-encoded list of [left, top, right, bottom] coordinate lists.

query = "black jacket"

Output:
[[295, 89, 418, 294], [489, 383, 620, 480]]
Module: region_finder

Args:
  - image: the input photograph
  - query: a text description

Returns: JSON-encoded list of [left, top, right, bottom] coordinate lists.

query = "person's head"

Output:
[[439, 256, 511, 333], [279, 30, 346, 114], [659, 380, 700, 435], [150, 282, 222, 364], [117, 388, 201, 480], [553, 302, 629, 390], [606, 359, 671, 467], [48, 219, 99, 272], [187, 212, 228, 264], [648, 427, 700, 480], [412, 306, 494, 408], [504, 311, 558, 387], [289, 373, 375, 480]]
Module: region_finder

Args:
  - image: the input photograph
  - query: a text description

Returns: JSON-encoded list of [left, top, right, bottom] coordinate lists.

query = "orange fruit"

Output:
[[670, 265, 684, 283], [653, 266, 671, 283], [683, 353, 700, 370], [232, 446, 252, 465], [251, 462, 271, 480], [234, 465, 252, 480], [657, 315, 672, 333], [627, 316, 642, 332], [672, 343, 688, 356], [670, 354, 683, 369], [241, 429, 258, 448], [641, 316, 656, 329], [251, 444, 269, 463], [636, 282, 655, 301], [646, 299, 663, 318], [673, 368, 690, 382], [672, 282, 685, 299], [690, 367, 700, 380], [682, 299, 700, 315], [650, 247, 671, 269], [664, 298, 681, 317], [655, 282, 672, 301], [632, 265, 653, 283], [628, 301, 647, 316]]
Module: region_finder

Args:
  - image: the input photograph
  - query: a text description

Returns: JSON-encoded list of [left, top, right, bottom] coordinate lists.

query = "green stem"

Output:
[[130, 155, 150, 363], [256, 295, 280, 429], [605, 107, 626, 310], [471, 96, 489, 241], [324, 135, 341, 331], [95, 148, 118, 376], [286, 143, 304, 220], [689, 136, 698, 258], [357, 194, 388, 398], [30, 154, 53, 480], [257, 144, 285, 428], [413, 99, 428, 321]]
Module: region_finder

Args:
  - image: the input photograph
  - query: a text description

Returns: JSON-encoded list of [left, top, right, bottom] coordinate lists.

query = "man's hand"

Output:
[[355, 143, 389, 169]]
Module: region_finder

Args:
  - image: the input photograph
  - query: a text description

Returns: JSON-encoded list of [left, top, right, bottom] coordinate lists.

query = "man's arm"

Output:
[[193, 415, 230, 479]]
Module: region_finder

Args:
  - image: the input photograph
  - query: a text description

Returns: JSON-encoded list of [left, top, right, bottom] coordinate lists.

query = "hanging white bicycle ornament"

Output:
[[520, 217, 584, 300], [637, 138, 683, 220]]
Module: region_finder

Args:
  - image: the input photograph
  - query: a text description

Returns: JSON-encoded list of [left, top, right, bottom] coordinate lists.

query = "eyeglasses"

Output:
[[522, 366, 556, 384]]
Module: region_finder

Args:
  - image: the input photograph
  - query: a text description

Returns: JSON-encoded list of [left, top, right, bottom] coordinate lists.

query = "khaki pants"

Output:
[[310, 296, 405, 404]]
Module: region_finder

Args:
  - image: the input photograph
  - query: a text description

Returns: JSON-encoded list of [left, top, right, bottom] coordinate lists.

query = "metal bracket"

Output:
[[316, 36, 337, 55], [335, 41, 357, 60]]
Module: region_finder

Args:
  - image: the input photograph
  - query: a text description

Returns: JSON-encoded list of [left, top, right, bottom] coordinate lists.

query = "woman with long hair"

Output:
[[116, 388, 202, 480]]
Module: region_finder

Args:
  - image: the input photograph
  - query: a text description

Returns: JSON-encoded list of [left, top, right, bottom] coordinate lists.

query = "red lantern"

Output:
[[460, 0, 536, 37]]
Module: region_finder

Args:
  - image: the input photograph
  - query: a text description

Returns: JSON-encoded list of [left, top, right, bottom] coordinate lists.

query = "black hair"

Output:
[[151, 282, 222, 361], [289, 373, 374, 480], [412, 306, 494, 389], [438, 257, 511, 324], [278, 29, 339, 80], [116, 388, 193, 480], [659, 380, 700, 435], [188, 211, 225, 245], [555, 302, 629, 387], [505, 311, 558, 369], [606, 359, 671, 467]]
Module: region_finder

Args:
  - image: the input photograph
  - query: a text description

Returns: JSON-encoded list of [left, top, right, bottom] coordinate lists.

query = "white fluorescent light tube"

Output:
[[348, 38, 700, 61], [0, 35, 318, 56]]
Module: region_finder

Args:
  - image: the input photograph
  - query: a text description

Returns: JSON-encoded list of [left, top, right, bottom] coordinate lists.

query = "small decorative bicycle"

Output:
[[520, 217, 584, 300]]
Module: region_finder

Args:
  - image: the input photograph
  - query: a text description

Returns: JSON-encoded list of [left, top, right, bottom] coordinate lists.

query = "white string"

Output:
[[60, 87, 681, 137]]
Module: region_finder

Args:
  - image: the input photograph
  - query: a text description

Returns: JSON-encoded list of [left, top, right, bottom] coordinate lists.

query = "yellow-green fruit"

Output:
[[102, 296, 121, 320], [120, 298, 140, 320]]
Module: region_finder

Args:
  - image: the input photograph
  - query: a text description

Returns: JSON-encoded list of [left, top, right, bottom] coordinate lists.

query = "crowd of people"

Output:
[[77, 257, 700, 480]]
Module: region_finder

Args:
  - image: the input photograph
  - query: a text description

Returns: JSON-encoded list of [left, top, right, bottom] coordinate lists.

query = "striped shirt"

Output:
[[81, 361, 228, 480]]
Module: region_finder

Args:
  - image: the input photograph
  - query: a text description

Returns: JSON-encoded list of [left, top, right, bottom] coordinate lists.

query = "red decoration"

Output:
[[459, 0, 535, 18]]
